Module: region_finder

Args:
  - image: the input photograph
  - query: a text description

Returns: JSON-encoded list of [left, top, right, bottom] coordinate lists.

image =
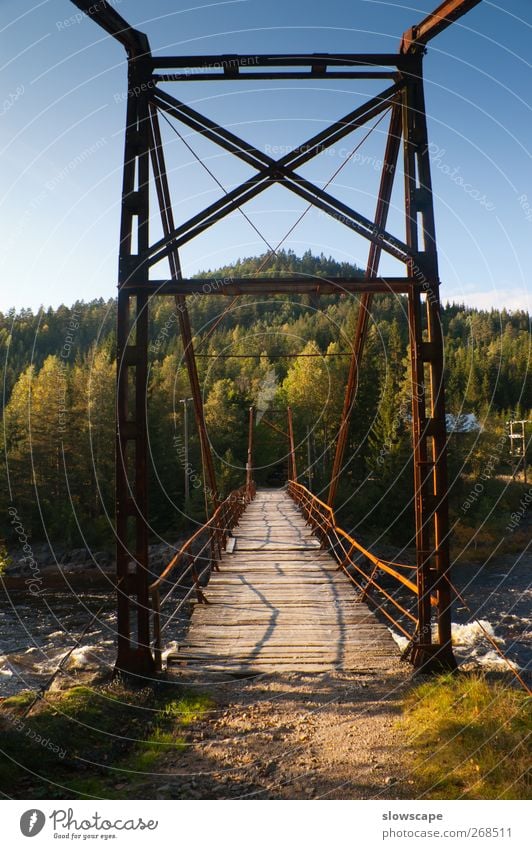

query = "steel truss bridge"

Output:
[[67, 0, 525, 683]]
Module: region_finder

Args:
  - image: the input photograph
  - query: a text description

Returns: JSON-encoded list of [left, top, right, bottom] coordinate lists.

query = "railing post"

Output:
[[151, 589, 162, 672], [189, 552, 207, 604], [360, 562, 380, 602], [337, 540, 356, 573], [215, 509, 222, 559], [222, 501, 229, 550], [210, 526, 220, 571]]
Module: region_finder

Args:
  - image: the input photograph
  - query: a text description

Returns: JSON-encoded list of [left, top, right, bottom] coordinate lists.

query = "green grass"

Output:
[[402, 673, 532, 799], [0, 682, 213, 799], [0, 544, 11, 577]]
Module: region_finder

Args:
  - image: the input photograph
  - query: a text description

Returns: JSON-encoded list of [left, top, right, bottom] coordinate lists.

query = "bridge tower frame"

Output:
[[70, 0, 483, 676]]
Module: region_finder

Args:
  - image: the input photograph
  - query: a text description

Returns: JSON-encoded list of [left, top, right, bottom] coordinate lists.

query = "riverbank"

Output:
[[0, 668, 529, 800], [1, 548, 530, 699], [2, 539, 182, 588], [0, 666, 413, 800]]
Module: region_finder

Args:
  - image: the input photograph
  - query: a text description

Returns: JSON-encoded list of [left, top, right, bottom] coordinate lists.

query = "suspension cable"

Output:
[[159, 110, 278, 256], [195, 107, 391, 347], [256, 107, 390, 274], [158, 109, 279, 352], [159, 103, 390, 352]]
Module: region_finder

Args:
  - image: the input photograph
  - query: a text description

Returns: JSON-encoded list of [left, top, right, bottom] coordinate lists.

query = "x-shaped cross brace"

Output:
[[145, 81, 412, 268]]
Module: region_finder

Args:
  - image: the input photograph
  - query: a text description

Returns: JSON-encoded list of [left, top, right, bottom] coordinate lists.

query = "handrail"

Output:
[[335, 525, 418, 594], [287, 481, 531, 689], [287, 479, 422, 643], [150, 480, 256, 669]]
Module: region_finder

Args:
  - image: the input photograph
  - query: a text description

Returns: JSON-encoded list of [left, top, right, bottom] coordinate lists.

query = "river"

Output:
[[1, 552, 530, 697]]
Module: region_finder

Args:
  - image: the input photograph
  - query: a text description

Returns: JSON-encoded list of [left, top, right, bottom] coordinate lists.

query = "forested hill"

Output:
[[1, 250, 530, 408], [1, 251, 530, 550]]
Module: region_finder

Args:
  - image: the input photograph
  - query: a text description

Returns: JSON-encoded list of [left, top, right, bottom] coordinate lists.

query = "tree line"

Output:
[[1, 251, 530, 555]]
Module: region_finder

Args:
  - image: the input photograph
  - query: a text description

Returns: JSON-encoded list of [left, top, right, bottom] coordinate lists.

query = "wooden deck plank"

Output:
[[168, 489, 398, 674]]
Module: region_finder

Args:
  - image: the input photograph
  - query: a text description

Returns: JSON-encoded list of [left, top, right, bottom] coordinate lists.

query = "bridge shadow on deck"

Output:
[[168, 489, 398, 676]]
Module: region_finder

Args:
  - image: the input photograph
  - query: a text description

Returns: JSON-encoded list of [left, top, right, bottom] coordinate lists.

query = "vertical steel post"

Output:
[[287, 407, 297, 482], [402, 57, 456, 670], [246, 406, 254, 497], [115, 58, 155, 676]]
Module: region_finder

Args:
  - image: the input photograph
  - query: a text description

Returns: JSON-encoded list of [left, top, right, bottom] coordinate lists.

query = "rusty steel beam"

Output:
[[115, 58, 155, 677], [123, 276, 420, 296], [148, 104, 219, 508], [153, 53, 413, 70], [402, 59, 455, 672], [260, 417, 289, 439], [328, 102, 403, 507], [147, 83, 406, 266], [70, 0, 150, 57], [155, 71, 396, 82], [400, 0, 482, 53]]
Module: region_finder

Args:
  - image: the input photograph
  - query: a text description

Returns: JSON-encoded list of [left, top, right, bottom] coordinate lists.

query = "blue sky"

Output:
[[1, 0, 531, 312]]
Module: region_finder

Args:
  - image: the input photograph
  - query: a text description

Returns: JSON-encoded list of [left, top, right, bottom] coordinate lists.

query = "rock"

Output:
[[61, 562, 85, 573], [6, 563, 25, 577], [70, 548, 90, 563], [92, 551, 107, 564]]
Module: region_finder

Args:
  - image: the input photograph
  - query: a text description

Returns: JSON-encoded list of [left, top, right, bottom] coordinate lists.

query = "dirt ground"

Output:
[[135, 661, 416, 800]]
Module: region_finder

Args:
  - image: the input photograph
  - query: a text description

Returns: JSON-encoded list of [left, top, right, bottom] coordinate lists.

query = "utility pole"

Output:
[[508, 419, 529, 484], [180, 397, 193, 501], [287, 407, 297, 482], [246, 406, 254, 498]]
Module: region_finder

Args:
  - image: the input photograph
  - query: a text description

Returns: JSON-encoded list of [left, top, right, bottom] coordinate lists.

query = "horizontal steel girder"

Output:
[[154, 71, 396, 82], [152, 53, 416, 70], [70, 0, 150, 57], [121, 276, 432, 296]]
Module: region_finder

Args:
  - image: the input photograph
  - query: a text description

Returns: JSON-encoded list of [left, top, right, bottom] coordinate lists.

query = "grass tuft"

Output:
[[402, 673, 531, 799], [0, 682, 213, 798]]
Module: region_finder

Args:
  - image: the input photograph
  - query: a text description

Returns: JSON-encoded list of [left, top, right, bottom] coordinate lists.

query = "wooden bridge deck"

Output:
[[168, 489, 398, 674]]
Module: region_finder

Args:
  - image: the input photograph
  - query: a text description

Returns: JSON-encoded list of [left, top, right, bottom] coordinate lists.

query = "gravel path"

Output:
[[140, 663, 415, 800]]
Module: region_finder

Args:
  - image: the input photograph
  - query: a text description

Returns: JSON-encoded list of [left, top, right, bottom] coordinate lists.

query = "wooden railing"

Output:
[[287, 480, 429, 643], [150, 481, 256, 670]]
